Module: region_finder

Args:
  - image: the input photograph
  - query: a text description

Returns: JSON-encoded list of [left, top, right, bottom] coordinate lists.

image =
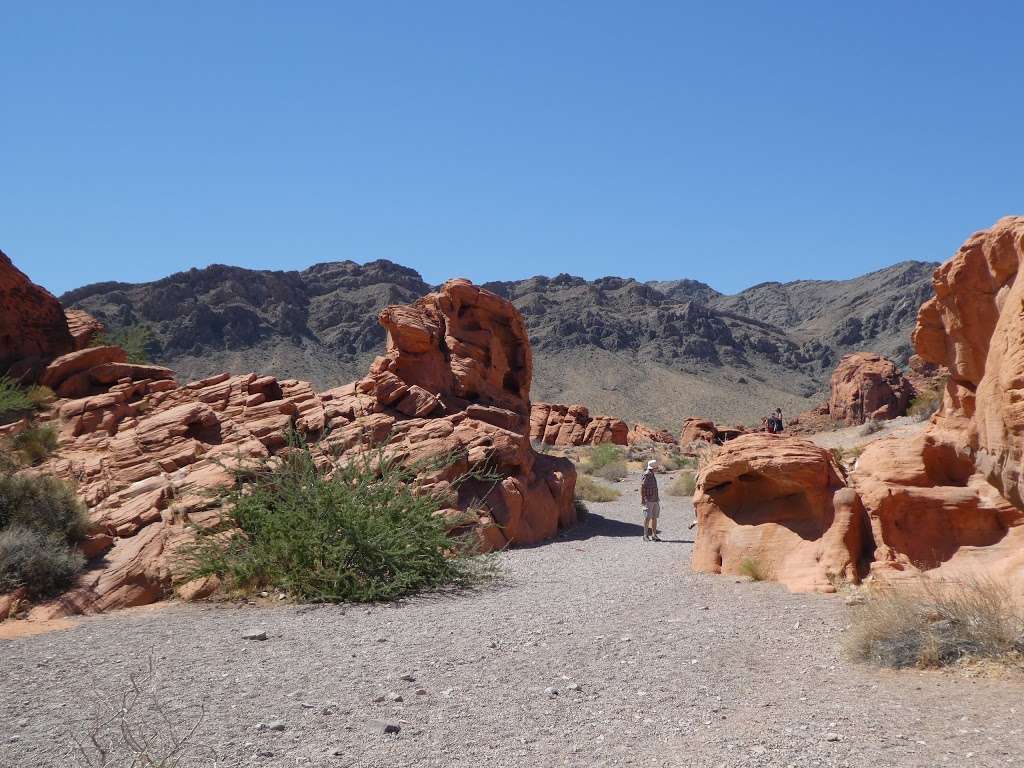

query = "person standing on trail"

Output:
[[640, 459, 661, 542]]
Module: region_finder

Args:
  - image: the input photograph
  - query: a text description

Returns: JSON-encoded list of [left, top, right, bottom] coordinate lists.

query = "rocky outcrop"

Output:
[[851, 217, 1024, 591], [828, 352, 915, 425], [628, 423, 677, 445], [529, 402, 629, 446], [64, 309, 104, 351], [0, 250, 74, 379], [679, 418, 745, 447], [692, 433, 869, 593], [13, 278, 576, 620]]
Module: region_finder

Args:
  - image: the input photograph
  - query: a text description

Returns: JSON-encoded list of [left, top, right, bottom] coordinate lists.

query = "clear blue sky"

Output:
[[4, 2, 1022, 296]]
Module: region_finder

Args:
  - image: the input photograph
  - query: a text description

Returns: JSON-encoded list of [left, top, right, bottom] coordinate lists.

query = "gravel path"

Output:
[[2, 470, 1022, 768]]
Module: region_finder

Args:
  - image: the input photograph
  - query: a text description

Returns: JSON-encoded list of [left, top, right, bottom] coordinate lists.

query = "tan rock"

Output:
[[692, 433, 869, 593], [628, 423, 677, 445], [64, 309, 105, 351], [828, 352, 915, 425]]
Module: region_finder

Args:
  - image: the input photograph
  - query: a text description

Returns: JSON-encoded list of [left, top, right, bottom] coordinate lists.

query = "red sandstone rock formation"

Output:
[[680, 418, 718, 445], [628, 423, 677, 445], [529, 402, 629, 446], [64, 309, 105, 351], [0, 250, 74, 378], [692, 433, 869, 593], [852, 217, 1024, 590], [2, 277, 577, 620], [828, 352, 915, 425]]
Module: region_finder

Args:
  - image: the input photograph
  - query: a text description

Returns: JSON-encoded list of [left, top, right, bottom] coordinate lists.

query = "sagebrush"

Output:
[[668, 471, 696, 497], [574, 474, 621, 502], [95, 325, 155, 364], [181, 446, 494, 602]]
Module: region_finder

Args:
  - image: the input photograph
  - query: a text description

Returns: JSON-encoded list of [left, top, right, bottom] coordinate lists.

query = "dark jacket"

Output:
[[641, 469, 659, 503]]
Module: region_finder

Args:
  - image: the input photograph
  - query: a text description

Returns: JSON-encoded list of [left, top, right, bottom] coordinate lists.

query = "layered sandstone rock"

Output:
[[679, 418, 745, 447], [12, 277, 577, 620], [0, 250, 74, 378], [628, 423, 677, 445], [64, 309, 105, 351], [692, 433, 869, 593], [529, 402, 628, 446], [852, 217, 1024, 591], [828, 352, 915, 425]]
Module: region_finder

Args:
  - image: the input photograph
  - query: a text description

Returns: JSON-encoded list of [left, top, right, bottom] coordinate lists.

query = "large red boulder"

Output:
[[0, 250, 74, 378], [693, 433, 869, 593], [852, 217, 1024, 591], [828, 352, 915, 425], [628, 423, 677, 445]]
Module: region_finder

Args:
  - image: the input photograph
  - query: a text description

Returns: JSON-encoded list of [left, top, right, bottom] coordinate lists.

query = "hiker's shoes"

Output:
[[651, 534, 662, 542], [642, 534, 650, 542]]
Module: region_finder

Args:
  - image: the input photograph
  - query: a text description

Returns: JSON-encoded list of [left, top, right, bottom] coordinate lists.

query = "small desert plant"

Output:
[[94, 325, 155, 364], [593, 460, 628, 482], [738, 557, 771, 582], [0, 471, 89, 599], [655, 450, 691, 472], [0, 376, 34, 423], [574, 474, 621, 503], [10, 424, 58, 465], [668, 471, 696, 497], [908, 382, 945, 422], [845, 576, 1024, 669], [585, 443, 625, 473], [859, 419, 883, 436], [181, 445, 493, 602], [26, 384, 56, 408]]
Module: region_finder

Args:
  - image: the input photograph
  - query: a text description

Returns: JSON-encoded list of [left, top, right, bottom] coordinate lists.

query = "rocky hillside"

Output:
[[61, 259, 936, 427]]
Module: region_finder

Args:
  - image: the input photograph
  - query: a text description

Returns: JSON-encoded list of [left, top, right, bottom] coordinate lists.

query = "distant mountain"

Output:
[[61, 259, 937, 427]]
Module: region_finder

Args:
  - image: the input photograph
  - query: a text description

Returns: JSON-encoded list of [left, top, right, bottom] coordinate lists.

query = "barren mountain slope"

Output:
[[61, 259, 936, 428]]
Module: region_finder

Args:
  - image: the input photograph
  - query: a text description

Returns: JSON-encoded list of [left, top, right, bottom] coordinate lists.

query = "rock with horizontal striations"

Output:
[[828, 352, 915, 425], [41, 346, 127, 392], [64, 309, 105, 351], [680, 417, 718, 446], [692, 433, 869, 593], [628, 423, 677, 445], [528, 402, 628, 446]]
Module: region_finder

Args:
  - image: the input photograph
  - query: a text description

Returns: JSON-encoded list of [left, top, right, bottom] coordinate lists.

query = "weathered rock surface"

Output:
[[627, 423, 677, 445], [692, 433, 869, 593], [828, 352, 915, 425], [529, 402, 629, 446], [679, 418, 745, 447], [64, 309, 104, 351], [11, 277, 576, 620], [0, 249, 74, 378], [852, 217, 1024, 591]]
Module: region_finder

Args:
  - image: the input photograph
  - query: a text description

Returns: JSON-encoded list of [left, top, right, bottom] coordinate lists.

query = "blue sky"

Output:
[[3, 2, 1022, 296]]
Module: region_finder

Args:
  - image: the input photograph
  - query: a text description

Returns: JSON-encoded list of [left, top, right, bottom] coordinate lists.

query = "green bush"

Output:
[[10, 424, 58, 465], [95, 325, 155, 364], [181, 447, 492, 602], [739, 557, 771, 582], [0, 472, 89, 600], [593, 460, 628, 482], [581, 443, 625, 475], [574, 474, 621, 503], [668, 471, 696, 497], [0, 377, 33, 423], [0, 525, 84, 599]]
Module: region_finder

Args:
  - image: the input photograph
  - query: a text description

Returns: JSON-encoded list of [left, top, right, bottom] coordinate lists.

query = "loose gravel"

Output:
[[2, 471, 1022, 767]]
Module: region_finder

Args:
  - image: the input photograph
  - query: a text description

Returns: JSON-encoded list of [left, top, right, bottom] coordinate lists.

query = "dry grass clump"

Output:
[[9, 424, 58, 465], [738, 557, 771, 582], [859, 419, 884, 436], [908, 377, 947, 422], [845, 576, 1024, 669], [667, 471, 696, 497], [574, 475, 621, 503], [592, 460, 628, 482]]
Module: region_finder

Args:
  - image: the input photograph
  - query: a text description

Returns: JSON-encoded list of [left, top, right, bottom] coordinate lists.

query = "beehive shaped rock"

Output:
[[828, 352, 915, 425]]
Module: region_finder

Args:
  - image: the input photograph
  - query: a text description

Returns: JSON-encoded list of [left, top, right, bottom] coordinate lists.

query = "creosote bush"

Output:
[[908, 380, 946, 422], [0, 377, 34, 423], [574, 475, 621, 503], [668, 471, 696, 497], [845, 576, 1024, 669], [10, 424, 58, 465], [181, 446, 494, 603], [592, 460, 628, 482], [582, 443, 625, 475], [0, 471, 89, 599], [859, 419, 883, 436], [94, 325, 155, 364], [739, 557, 770, 582]]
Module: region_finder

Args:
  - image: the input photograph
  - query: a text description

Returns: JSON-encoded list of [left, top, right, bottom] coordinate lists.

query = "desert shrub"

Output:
[[10, 424, 58, 465], [574, 474, 621, 503], [859, 419, 883, 436], [739, 557, 770, 582], [0, 377, 33, 423], [181, 447, 492, 602], [0, 525, 84, 599], [593, 460, 628, 482], [908, 383, 945, 422], [586, 443, 625, 473], [845, 577, 1024, 669], [655, 450, 691, 472], [0, 472, 88, 599], [95, 325, 155, 364], [0, 472, 89, 540], [26, 385, 55, 408], [668, 471, 696, 497]]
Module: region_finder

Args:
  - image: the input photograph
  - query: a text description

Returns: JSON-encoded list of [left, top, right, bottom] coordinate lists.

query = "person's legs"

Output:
[[649, 503, 661, 541], [643, 513, 652, 540]]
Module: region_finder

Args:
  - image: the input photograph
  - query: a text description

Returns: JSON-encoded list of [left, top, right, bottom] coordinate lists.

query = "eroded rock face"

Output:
[[0, 250, 74, 377], [680, 418, 718, 446], [628, 423, 677, 445], [692, 433, 869, 593], [16, 278, 577, 620], [852, 217, 1024, 590], [64, 309, 105, 351], [828, 352, 915, 425], [529, 402, 629, 446]]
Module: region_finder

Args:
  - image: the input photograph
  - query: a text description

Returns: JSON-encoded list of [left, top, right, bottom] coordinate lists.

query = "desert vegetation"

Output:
[[667, 471, 696, 497], [0, 376, 53, 423], [182, 445, 494, 602], [908, 377, 947, 422], [574, 474, 621, 503], [845, 577, 1024, 669], [94, 324, 155, 364], [0, 470, 88, 600]]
